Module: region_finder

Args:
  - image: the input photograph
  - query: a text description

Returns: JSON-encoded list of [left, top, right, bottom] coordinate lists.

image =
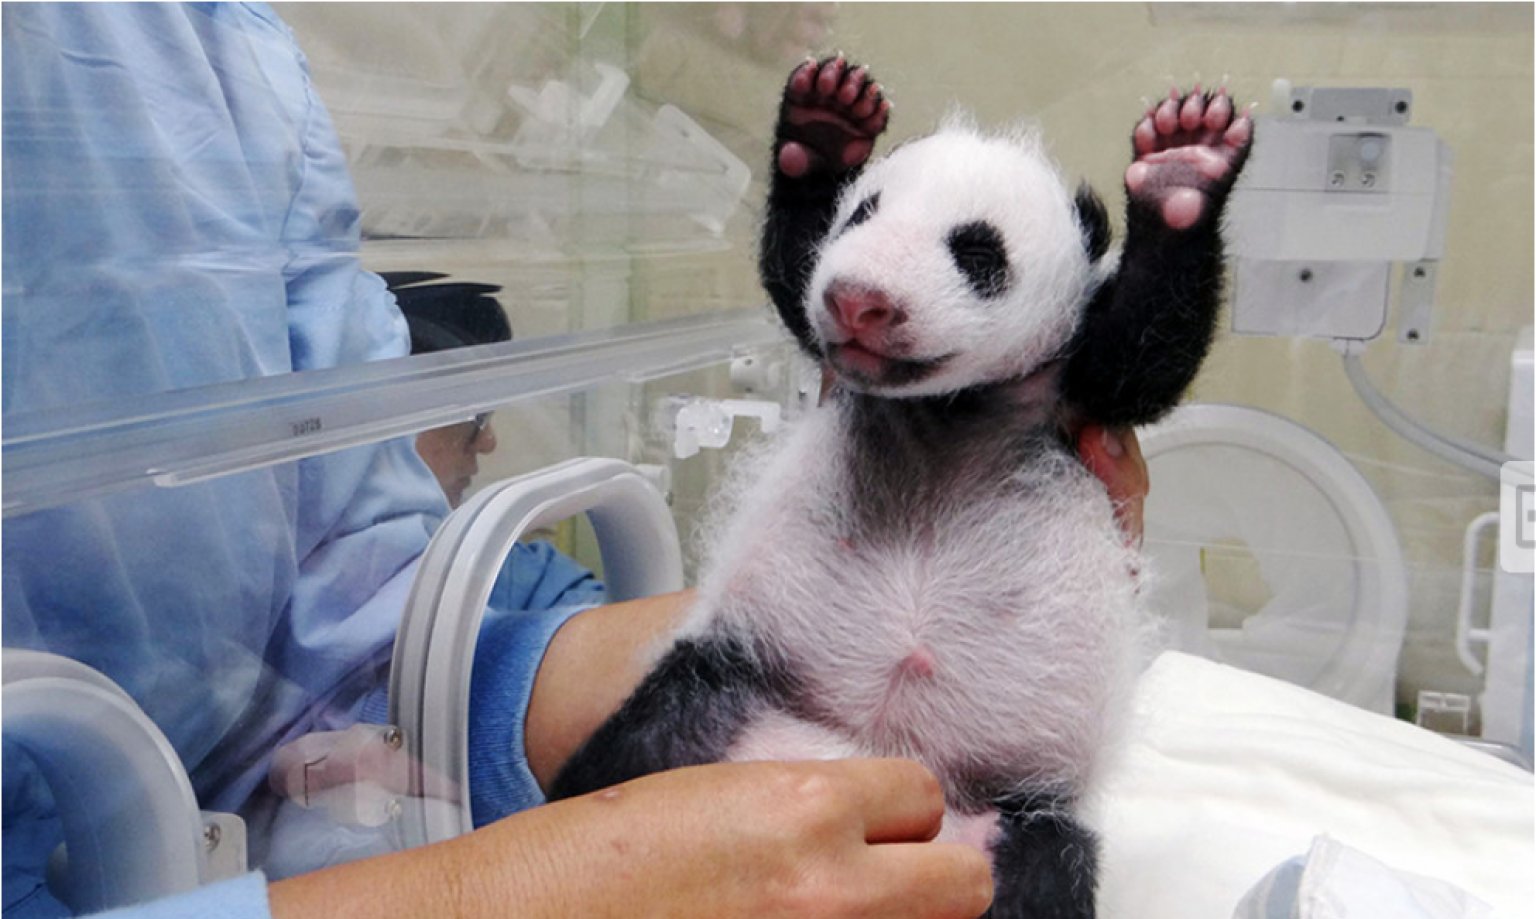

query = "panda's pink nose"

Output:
[[826, 283, 900, 336]]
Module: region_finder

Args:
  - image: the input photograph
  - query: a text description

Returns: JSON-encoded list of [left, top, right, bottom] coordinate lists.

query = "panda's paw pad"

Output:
[[777, 56, 891, 179], [1126, 84, 1253, 230]]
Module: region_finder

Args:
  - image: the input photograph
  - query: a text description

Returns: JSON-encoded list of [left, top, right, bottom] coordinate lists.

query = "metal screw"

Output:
[[383, 727, 403, 750], [1299, 269, 1314, 283], [1330, 172, 1346, 187], [1292, 99, 1306, 113], [1361, 173, 1376, 188], [1394, 100, 1409, 114], [1413, 267, 1428, 279], [1407, 329, 1421, 342], [203, 823, 222, 852]]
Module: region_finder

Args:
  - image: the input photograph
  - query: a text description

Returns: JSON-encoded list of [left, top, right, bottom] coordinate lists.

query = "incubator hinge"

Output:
[[654, 395, 782, 460], [268, 723, 426, 829], [198, 811, 248, 883]]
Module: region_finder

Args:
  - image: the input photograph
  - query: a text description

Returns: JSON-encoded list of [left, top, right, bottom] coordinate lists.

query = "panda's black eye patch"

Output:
[[946, 221, 1011, 299], [840, 193, 880, 234]]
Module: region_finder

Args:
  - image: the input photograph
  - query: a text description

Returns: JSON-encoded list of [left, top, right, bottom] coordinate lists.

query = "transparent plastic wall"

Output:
[[272, 1, 829, 537], [1, 1, 817, 906], [3, 1, 1533, 912]]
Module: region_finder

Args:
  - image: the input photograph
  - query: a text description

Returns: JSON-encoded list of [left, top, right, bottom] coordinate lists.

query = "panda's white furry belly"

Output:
[[685, 408, 1149, 800]]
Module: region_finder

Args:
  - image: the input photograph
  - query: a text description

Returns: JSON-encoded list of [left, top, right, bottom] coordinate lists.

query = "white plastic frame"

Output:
[[387, 458, 683, 847], [1, 651, 207, 913], [1138, 404, 1410, 712]]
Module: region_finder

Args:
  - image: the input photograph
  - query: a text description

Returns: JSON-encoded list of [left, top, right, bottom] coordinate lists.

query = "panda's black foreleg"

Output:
[[760, 57, 891, 353], [1061, 86, 1254, 427], [547, 631, 782, 801], [984, 797, 1100, 919]]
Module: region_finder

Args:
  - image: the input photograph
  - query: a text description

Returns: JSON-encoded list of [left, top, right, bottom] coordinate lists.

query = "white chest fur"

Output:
[[683, 399, 1150, 801]]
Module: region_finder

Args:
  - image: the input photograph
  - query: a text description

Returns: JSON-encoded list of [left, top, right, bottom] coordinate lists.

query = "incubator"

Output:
[[2, 4, 1530, 918]]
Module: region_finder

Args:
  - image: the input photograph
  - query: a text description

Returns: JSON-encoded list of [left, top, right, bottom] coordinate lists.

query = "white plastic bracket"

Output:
[[197, 812, 248, 884], [267, 723, 412, 829], [729, 353, 783, 394], [1455, 511, 1501, 676], [1397, 260, 1439, 344], [663, 397, 782, 459], [1416, 690, 1473, 734], [2, 650, 222, 912], [388, 458, 683, 847]]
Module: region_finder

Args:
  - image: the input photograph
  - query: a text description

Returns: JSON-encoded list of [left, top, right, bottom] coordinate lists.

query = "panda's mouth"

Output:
[[829, 341, 950, 387]]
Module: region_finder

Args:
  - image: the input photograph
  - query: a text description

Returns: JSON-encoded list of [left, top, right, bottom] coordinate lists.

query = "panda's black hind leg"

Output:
[[983, 799, 1099, 919], [761, 57, 891, 354], [548, 632, 784, 801]]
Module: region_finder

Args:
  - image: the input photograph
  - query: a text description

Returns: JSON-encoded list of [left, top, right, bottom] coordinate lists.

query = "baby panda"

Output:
[[552, 58, 1252, 918]]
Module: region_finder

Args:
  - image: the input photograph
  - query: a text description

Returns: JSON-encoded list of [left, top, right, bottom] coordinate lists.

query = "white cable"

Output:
[[1341, 352, 1513, 481], [1454, 511, 1500, 677]]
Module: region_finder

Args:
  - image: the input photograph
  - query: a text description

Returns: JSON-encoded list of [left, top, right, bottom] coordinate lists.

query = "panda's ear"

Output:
[[1074, 183, 1112, 264]]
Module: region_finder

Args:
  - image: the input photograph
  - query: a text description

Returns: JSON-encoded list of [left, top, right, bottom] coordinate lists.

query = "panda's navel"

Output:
[[896, 644, 939, 680]]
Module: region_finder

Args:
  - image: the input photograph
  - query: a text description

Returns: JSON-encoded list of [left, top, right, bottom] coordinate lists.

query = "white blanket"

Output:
[[1234, 834, 1495, 918], [1088, 653, 1534, 918]]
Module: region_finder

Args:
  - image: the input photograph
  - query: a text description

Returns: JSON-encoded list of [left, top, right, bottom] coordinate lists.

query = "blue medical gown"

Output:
[[2, 4, 603, 916]]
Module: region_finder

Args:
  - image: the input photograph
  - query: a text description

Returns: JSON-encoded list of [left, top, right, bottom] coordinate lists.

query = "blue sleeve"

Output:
[[465, 597, 596, 826], [89, 874, 272, 919], [487, 541, 607, 613], [1, 3, 445, 911], [472, 542, 606, 824]]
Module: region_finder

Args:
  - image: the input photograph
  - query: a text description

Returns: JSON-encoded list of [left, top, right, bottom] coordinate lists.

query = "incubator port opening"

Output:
[[1202, 538, 1276, 631]]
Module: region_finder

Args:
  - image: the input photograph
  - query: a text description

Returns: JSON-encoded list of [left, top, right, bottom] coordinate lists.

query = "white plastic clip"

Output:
[[664, 397, 782, 459], [268, 724, 424, 828], [1415, 690, 1472, 735]]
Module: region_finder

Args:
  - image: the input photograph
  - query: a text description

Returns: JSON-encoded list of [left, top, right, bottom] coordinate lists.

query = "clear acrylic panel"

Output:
[[3, 2, 1531, 911]]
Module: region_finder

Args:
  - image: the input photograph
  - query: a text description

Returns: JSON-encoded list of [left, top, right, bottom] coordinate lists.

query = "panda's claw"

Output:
[[817, 56, 854, 98], [786, 59, 819, 102], [861, 98, 891, 135], [1179, 91, 1206, 132], [849, 81, 880, 120], [1133, 116, 1158, 156], [1127, 83, 1253, 231], [1154, 96, 1181, 135], [839, 66, 870, 106], [1225, 107, 1255, 148], [776, 58, 889, 179], [1204, 89, 1233, 133]]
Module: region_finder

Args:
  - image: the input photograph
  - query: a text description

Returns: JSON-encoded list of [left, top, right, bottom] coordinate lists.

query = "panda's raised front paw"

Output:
[[1126, 84, 1253, 231], [776, 56, 891, 179]]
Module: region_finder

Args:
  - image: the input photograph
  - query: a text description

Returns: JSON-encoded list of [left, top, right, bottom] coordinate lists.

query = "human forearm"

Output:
[[522, 590, 695, 790], [270, 760, 992, 919]]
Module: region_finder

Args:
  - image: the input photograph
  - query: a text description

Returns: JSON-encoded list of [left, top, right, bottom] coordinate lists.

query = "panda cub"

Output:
[[552, 58, 1252, 918]]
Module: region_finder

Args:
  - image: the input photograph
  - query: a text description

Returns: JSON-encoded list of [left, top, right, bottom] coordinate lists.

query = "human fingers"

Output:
[[1077, 423, 1148, 545], [808, 757, 947, 843], [858, 841, 995, 919], [1077, 423, 1146, 498]]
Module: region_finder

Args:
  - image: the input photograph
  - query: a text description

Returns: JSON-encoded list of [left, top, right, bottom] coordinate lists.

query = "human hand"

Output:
[[1076, 424, 1149, 547], [270, 758, 993, 919], [505, 758, 994, 919]]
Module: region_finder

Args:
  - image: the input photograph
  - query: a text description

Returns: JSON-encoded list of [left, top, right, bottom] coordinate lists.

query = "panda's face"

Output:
[[805, 126, 1096, 398]]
